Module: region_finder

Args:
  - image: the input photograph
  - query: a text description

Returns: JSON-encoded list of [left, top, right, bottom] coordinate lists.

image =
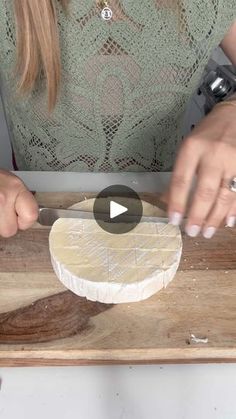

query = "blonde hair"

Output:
[[14, 0, 69, 113], [13, 0, 180, 113]]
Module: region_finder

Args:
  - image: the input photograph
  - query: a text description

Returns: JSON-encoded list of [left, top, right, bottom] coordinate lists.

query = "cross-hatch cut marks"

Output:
[[49, 200, 183, 303]]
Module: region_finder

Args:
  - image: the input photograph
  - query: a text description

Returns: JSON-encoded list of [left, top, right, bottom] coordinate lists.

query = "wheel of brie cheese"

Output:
[[49, 198, 182, 304]]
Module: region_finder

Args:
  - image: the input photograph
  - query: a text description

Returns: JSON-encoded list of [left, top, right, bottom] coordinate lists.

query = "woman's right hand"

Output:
[[0, 170, 38, 238]]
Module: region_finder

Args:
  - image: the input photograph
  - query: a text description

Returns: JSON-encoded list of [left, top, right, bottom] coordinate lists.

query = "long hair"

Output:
[[14, 0, 69, 112], [13, 0, 179, 113]]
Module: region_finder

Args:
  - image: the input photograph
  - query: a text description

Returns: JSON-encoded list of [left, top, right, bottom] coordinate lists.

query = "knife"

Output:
[[38, 207, 170, 227]]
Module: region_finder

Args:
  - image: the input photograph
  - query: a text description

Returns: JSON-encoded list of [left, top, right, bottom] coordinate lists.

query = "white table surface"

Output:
[[1, 364, 236, 419], [1, 171, 236, 419]]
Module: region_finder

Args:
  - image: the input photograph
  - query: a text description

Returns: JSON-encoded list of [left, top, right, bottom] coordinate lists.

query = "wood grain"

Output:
[[0, 192, 236, 366], [1, 227, 235, 272], [0, 291, 112, 344]]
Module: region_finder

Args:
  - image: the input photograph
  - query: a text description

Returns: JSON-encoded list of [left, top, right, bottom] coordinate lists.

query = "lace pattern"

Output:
[[0, 0, 236, 171]]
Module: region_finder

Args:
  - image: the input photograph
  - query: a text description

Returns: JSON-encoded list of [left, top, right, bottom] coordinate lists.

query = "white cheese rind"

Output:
[[49, 199, 182, 304], [50, 247, 182, 303]]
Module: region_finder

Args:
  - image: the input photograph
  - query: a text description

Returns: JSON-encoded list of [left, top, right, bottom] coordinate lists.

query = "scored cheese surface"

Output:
[[49, 198, 183, 304]]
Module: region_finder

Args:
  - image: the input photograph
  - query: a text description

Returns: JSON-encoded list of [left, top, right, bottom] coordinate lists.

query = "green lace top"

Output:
[[0, 1, 236, 172]]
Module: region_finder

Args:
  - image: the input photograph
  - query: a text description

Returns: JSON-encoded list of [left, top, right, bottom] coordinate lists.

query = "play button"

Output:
[[93, 185, 143, 234], [110, 201, 128, 219]]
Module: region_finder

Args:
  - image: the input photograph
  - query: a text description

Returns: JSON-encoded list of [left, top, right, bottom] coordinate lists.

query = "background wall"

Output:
[[0, 94, 12, 169]]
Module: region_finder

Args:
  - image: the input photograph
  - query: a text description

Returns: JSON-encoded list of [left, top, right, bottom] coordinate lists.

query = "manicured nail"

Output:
[[185, 224, 201, 237], [203, 226, 216, 239], [226, 216, 236, 228], [169, 212, 183, 226]]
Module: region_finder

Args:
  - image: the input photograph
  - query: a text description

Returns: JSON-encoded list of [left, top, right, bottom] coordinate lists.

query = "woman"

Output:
[[0, 0, 236, 239]]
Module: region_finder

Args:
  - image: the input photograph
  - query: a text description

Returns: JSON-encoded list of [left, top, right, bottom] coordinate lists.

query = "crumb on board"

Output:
[[195, 295, 199, 298], [190, 265, 194, 269], [225, 271, 229, 274], [193, 278, 196, 282], [206, 267, 209, 270], [190, 334, 208, 344]]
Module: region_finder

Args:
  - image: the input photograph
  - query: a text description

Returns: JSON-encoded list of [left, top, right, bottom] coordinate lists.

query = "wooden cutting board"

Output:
[[0, 192, 236, 366]]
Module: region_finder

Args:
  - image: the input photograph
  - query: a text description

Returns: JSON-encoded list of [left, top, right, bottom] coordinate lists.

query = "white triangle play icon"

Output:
[[110, 201, 128, 219]]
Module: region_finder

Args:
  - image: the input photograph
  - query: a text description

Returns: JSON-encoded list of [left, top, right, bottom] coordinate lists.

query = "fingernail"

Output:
[[169, 212, 183, 226], [203, 226, 216, 239], [185, 224, 201, 237], [226, 216, 236, 228]]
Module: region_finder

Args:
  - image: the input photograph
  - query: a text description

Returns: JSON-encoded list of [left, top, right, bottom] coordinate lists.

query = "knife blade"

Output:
[[38, 207, 170, 226]]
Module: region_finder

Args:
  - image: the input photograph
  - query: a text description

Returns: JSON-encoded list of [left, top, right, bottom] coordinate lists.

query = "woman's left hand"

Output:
[[165, 103, 236, 239]]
